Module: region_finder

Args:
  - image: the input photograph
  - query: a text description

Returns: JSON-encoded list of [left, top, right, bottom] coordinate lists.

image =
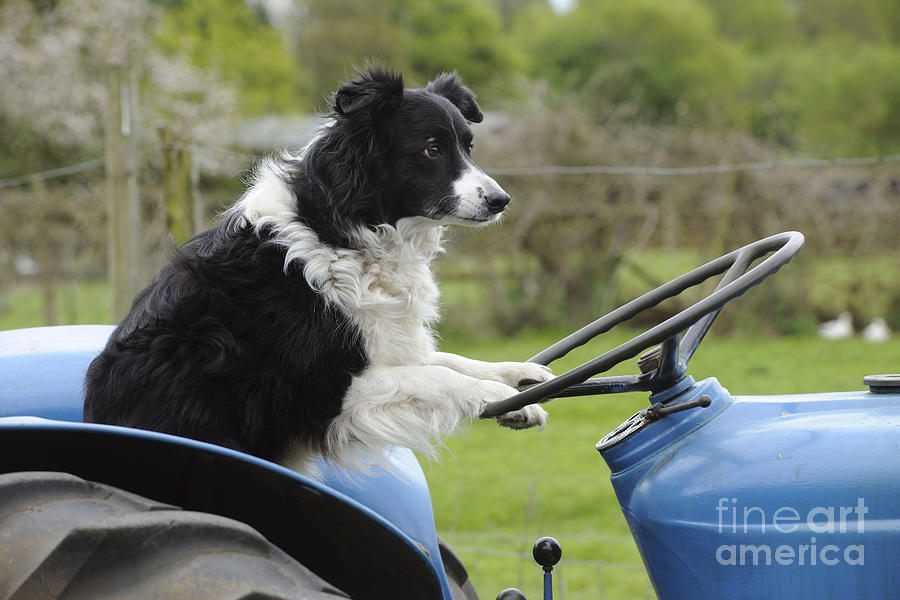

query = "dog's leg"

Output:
[[429, 352, 552, 387], [428, 352, 551, 430], [325, 365, 522, 468]]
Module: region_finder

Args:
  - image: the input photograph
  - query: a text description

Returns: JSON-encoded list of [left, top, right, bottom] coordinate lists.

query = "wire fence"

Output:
[[0, 157, 107, 189], [2, 142, 899, 333], [487, 153, 900, 176], [4, 147, 900, 188]]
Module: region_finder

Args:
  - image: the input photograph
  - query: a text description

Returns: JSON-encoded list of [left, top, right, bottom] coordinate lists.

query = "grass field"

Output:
[[0, 281, 110, 331], [427, 329, 900, 599], [2, 282, 898, 598]]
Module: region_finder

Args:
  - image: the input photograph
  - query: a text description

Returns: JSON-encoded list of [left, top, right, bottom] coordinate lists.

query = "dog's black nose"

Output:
[[485, 190, 511, 214]]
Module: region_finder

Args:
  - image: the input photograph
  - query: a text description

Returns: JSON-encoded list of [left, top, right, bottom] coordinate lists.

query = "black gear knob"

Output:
[[532, 536, 562, 572], [496, 588, 528, 600]]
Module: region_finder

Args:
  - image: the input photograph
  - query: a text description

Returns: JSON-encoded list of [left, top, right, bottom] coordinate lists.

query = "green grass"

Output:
[[425, 329, 900, 599], [0, 281, 112, 331]]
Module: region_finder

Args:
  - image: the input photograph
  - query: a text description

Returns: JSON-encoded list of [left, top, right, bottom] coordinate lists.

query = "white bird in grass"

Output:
[[862, 317, 891, 343], [818, 312, 853, 340]]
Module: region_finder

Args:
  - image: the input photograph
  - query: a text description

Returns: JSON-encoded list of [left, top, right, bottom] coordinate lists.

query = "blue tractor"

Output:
[[1, 232, 897, 599]]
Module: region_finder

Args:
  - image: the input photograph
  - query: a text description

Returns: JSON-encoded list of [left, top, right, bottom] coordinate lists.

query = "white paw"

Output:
[[467, 379, 520, 417], [496, 404, 549, 431], [478, 379, 520, 402], [488, 361, 554, 390]]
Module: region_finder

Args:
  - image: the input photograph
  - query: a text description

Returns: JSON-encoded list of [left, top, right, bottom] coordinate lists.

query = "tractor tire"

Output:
[[0, 471, 349, 600], [437, 536, 479, 600]]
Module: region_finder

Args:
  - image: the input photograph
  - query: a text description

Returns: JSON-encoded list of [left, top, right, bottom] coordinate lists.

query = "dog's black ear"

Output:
[[333, 67, 404, 120], [426, 72, 483, 123]]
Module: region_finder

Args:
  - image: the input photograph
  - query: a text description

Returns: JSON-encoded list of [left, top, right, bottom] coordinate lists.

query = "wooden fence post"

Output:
[[160, 129, 195, 245], [105, 62, 140, 322], [30, 178, 57, 326]]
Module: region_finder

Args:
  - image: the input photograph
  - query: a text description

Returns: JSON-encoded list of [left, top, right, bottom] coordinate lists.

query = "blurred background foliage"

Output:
[[1, 0, 899, 336]]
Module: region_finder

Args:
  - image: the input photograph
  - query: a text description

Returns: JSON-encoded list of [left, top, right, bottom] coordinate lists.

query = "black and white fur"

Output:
[[84, 68, 550, 475]]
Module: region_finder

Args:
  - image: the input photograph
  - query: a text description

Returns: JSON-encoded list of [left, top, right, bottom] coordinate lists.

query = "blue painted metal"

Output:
[[599, 377, 900, 600], [318, 450, 453, 600], [0, 325, 116, 422], [0, 325, 453, 599]]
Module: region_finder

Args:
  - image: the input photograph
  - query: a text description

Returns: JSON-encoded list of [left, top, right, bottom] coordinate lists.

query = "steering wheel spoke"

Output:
[[546, 373, 655, 397], [679, 246, 756, 364], [480, 232, 805, 419]]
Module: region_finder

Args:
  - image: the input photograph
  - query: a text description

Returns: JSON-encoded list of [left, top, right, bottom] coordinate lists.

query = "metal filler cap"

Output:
[[863, 374, 900, 394]]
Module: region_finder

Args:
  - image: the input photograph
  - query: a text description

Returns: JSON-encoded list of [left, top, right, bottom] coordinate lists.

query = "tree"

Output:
[[0, 0, 239, 174], [394, 0, 521, 93], [792, 0, 900, 44], [295, 0, 519, 106], [0, 0, 147, 173], [756, 41, 900, 156], [0, 0, 239, 323], [154, 0, 308, 115], [527, 0, 750, 124], [294, 0, 407, 108], [698, 0, 797, 51]]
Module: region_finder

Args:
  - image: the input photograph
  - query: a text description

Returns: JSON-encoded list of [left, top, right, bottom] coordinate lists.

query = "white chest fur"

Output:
[[320, 225, 443, 366], [230, 160, 444, 367], [284, 222, 442, 366]]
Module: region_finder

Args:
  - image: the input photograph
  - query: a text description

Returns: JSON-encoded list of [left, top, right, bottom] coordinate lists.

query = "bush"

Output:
[[436, 88, 900, 338]]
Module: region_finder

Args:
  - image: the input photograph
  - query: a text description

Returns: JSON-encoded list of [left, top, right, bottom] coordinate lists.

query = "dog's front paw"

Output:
[[496, 404, 549, 431], [489, 361, 554, 390], [469, 379, 521, 417], [478, 379, 520, 402]]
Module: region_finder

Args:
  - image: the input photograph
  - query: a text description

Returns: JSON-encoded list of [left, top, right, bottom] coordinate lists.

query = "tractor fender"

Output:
[[0, 326, 456, 599], [0, 416, 445, 599]]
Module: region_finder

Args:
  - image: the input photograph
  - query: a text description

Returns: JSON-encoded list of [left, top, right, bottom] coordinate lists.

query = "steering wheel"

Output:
[[480, 231, 805, 418]]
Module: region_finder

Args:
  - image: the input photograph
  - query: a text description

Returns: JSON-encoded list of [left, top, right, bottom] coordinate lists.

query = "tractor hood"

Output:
[[598, 376, 900, 600]]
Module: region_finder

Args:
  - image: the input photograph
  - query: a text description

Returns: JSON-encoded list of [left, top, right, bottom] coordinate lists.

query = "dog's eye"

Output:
[[424, 144, 441, 158], [466, 142, 474, 155]]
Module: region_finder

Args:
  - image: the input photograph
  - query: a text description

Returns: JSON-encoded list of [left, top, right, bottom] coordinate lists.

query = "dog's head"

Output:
[[300, 68, 510, 244]]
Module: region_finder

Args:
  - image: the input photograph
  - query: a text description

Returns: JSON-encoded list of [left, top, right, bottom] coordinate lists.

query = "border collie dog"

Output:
[[84, 68, 550, 475]]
